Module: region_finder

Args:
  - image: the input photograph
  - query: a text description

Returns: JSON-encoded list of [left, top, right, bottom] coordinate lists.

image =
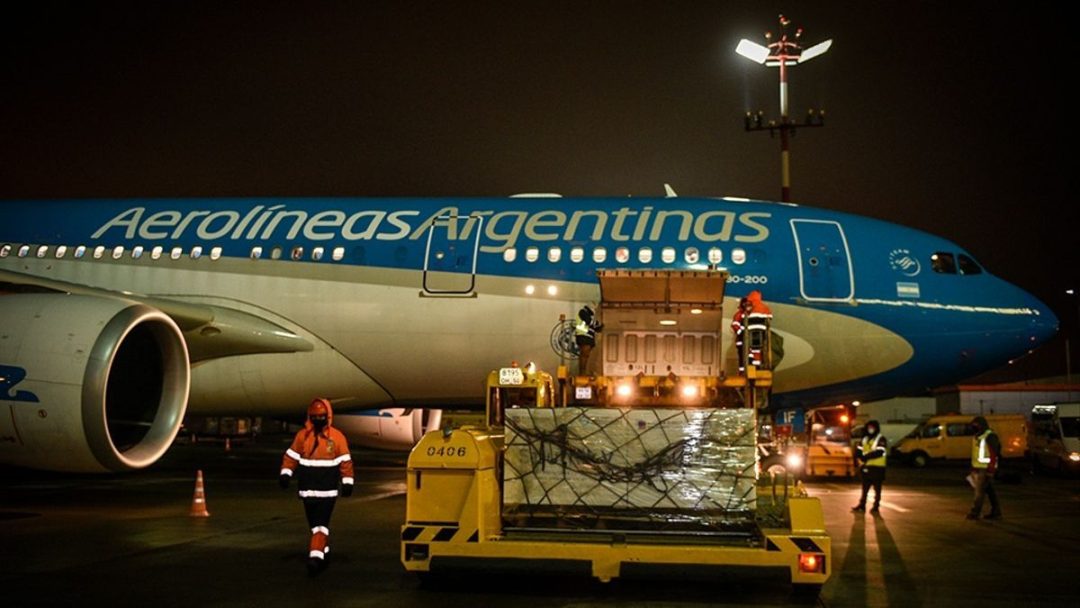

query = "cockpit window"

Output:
[[931, 252, 956, 274], [958, 254, 982, 275]]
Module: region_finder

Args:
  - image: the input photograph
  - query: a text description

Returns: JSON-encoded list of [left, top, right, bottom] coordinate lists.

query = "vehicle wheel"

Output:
[[910, 452, 929, 468]]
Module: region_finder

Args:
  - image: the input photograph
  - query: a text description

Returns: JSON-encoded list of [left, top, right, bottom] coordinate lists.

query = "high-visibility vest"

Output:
[[575, 319, 593, 337], [971, 429, 994, 468], [861, 434, 887, 467]]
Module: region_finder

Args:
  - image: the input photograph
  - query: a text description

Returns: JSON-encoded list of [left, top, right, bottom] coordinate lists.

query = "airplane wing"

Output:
[[0, 268, 313, 360]]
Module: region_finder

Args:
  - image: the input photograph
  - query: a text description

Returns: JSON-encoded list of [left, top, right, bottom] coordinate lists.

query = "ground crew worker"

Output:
[[852, 419, 888, 514], [733, 291, 773, 372], [731, 297, 750, 373], [279, 397, 354, 575], [574, 305, 603, 375], [967, 416, 1002, 520]]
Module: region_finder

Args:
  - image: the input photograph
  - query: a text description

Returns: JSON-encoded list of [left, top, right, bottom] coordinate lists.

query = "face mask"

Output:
[[311, 417, 328, 430]]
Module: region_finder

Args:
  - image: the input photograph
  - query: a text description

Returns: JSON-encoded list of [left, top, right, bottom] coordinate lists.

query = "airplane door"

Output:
[[790, 219, 854, 302], [422, 214, 483, 295]]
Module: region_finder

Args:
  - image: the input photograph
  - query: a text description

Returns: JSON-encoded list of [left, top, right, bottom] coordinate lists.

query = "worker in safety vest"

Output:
[[574, 305, 603, 375], [280, 398, 355, 575], [852, 419, 888, 514], [966, 416, 1002, 520], [732, 291, 772, 372]]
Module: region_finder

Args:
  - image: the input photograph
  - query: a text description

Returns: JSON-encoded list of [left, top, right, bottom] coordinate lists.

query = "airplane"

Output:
[[0, 194, 1058, 472]]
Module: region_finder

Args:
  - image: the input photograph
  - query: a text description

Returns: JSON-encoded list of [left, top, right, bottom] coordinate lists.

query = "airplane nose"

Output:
[[1024, 292, 1059, 348]]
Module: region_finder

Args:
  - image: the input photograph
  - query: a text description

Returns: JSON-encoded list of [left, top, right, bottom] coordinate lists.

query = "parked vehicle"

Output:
[[1029, 403, 1080, 475], [892, 414, 1026, 467]]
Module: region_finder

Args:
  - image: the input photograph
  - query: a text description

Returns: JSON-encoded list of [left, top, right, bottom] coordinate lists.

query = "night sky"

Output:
[[2, 2, 1074, 382]]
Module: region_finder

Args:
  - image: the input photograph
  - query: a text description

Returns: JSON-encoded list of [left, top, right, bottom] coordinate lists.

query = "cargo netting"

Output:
[[503, 407, 757, 532]]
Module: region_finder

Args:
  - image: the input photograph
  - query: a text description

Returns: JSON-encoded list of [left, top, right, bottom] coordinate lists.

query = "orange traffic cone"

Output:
[[190, 469, 210, 517]]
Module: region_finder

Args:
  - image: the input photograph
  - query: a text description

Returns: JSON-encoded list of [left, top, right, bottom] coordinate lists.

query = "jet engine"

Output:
[[0, 294, 189, 472], [333, 408, 444, 451]]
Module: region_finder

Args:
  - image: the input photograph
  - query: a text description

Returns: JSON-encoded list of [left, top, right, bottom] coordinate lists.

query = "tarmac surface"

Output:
[[2, 434, 1078, 608]]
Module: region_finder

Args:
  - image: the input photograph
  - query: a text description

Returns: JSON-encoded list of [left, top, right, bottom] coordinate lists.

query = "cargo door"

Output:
[[422, 214, 483, 296], [596, 269, 728, 377], [790, 219, 854, 302]]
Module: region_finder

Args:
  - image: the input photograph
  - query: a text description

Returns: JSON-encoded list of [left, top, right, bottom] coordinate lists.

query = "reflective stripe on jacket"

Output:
[[971, 429, 994, 469]]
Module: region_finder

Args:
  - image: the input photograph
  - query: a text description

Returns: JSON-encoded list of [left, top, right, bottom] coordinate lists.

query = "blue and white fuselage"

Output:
[[0, 196, 1058, 471]]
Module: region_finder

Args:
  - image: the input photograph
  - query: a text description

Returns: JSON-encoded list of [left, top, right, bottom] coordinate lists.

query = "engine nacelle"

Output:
[[333, 408, 443, 451], [0, 294, 189, 472]]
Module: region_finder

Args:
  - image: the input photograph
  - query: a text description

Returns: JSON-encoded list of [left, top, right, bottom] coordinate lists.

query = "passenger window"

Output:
[[931, 252, 957, 274], [570, 247, 584, 263], [661, 247, 676, 264], [946, 423, 974, 437], [190, 246, 203, 259], [75, 245, 87, 259], [615, 247, 630, 263], [593, 247, 607, 263], [684, 247, 699, 264], [639, 247, 653, 264], [112, 246, 125, 259], [170, 247, 183, 260], [958, 254, 982, 275], [503, 248, 517, 263], [93, 246, 106, 259], [920, 423, 941, 439], [150, 246, 163, 260], [131, 246, 144, 259], [0, 244, 10, 258], [250, 246, 263, 259], [55, 245, 68, 258], [731, 248, 746, 265], [18, 245, 31, 258], [36, 245, 49, 258], [525, 247, 539, 263], [210, 246, 222, 260], [290, 246, 304, 260], [708, 247, 723, 264], [332, 247, 345, 261], [548, 247, 561, 263], [271, 246, 283, 260], [312, 247, 324, 261]]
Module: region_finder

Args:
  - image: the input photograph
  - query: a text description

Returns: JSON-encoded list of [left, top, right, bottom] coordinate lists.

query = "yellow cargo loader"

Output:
[[400, 271, 831, 597]]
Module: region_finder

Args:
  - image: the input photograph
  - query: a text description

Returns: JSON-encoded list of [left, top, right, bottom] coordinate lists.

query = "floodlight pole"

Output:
[[736, 15, 831, 202]]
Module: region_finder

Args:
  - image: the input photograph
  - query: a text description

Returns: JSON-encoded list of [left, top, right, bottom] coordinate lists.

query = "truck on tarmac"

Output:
[[892, 413, 1027, 467], [761, 404, 856, 479], [1028, 403, 1080, 475], [400, 270, 830, 598]]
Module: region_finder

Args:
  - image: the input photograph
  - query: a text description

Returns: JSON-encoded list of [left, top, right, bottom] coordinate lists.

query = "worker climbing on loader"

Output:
[[732, 290, 773, 373]]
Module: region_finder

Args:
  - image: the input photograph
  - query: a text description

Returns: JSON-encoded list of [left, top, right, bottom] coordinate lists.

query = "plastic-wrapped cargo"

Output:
[[503, 407, 756, 531]]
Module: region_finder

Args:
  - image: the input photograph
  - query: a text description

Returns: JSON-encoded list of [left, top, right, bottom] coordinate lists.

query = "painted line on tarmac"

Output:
[[880, 501, 910, 513]]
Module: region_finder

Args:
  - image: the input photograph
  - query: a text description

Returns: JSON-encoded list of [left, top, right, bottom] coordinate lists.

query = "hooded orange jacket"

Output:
[[280, 398, 354, 498]]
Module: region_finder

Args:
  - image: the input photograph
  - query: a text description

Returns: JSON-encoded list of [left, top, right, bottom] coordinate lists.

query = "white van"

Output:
[[1029, 403, 1080, 475]]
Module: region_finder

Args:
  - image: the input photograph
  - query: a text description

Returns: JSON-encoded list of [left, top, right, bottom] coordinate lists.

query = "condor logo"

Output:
[[0, 365, 39, 403]]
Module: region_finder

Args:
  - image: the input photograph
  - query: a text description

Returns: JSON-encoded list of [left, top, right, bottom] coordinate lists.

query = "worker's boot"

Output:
[[870, 504, 880, 515], [851, 503, 865, 512]]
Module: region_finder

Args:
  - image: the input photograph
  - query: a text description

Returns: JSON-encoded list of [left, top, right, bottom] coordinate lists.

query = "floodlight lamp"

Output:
[[736, 39, 770, 64], [797, 39, 832, 63]]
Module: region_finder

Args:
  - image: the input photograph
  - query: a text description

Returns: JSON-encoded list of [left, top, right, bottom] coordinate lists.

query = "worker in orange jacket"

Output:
[[732, 291, 773, 372], [280, 397, 354, 575]]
